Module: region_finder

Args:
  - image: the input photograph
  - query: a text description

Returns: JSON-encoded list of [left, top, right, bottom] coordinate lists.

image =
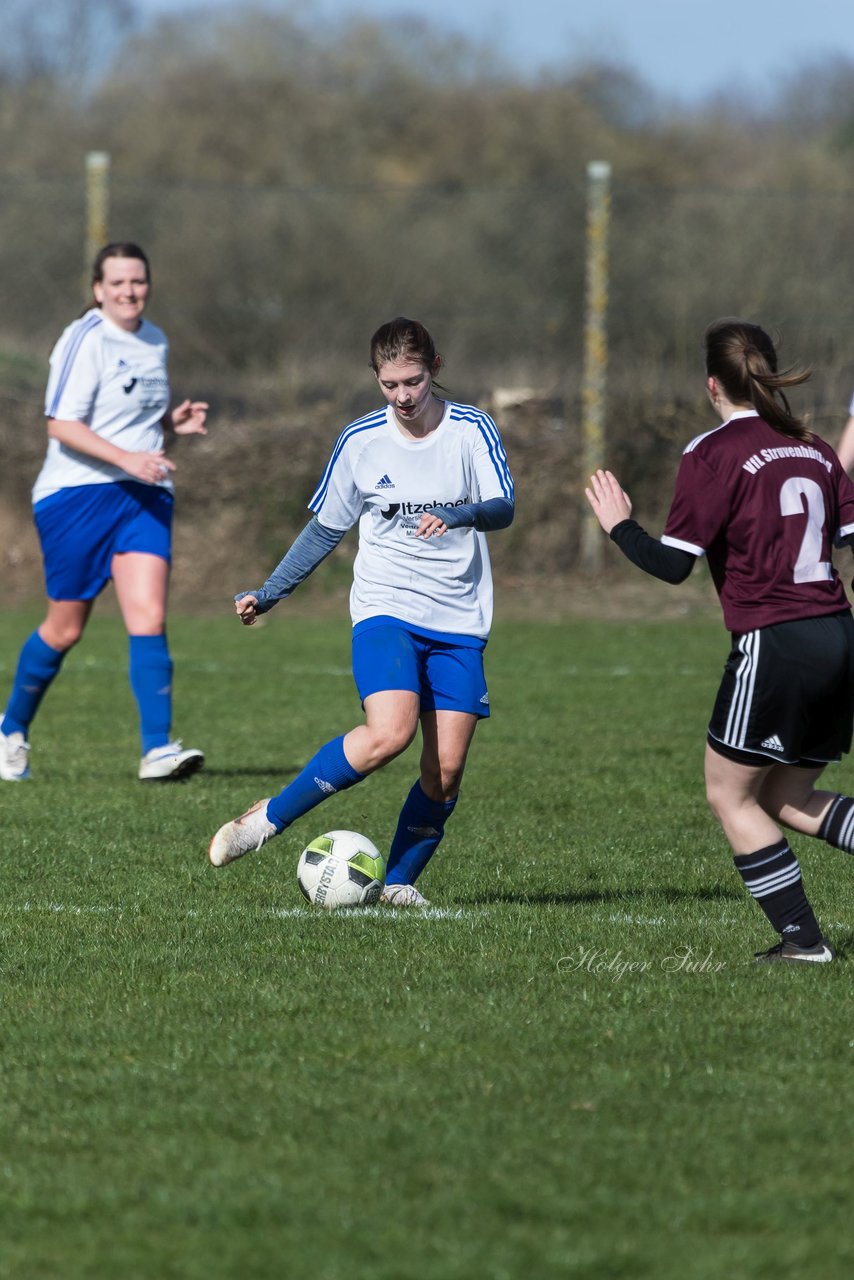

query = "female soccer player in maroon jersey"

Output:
[[586, 318, 854, 964]]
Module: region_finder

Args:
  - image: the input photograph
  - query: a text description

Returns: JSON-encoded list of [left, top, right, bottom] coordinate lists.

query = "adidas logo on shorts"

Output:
[[761, 734, 785, 752]]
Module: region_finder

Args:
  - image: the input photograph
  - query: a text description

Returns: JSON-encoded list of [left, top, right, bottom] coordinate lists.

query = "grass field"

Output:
[[2, 607, 853, 1280]]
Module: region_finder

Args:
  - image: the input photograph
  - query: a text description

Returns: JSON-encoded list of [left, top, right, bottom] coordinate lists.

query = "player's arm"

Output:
[[417, 496, 515, 538], [609, 519, 696, 584], [47, 418, 174, 485], [837, 409, 854, 473], [234, 517, 348, 624], [585, 468, 695, 584]]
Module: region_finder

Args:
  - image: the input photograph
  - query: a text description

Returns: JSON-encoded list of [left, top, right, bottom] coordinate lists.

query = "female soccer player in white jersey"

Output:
[[0, 243, 207, 782], [586, 318, 854, 964], [209, 316, 515, 904]]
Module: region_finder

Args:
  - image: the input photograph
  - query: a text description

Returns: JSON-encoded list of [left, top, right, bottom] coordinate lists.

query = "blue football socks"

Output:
[[2, 630, 66, 735], [266, 735, 365, 833], [385, 781, 458, 886], [129, 634, 173, 754]]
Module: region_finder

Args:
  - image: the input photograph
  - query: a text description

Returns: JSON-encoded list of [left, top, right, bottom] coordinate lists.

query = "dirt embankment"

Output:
[[0, 389, 719, 621]]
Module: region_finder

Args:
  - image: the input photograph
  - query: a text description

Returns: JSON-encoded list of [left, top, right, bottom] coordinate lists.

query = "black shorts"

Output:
[[707, 612, 854, 766]]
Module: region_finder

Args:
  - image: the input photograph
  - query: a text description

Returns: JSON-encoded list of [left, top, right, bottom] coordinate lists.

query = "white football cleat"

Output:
[[754, 938, 835, 964], [208, 798, 278, 867], [138, 741, 205, 781], [379, 883, 431, 908], [0, 719, 30, 781]]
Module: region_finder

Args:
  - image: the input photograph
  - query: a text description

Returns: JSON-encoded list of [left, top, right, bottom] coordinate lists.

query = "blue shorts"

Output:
[[34, 481, 173, 601], [352, 622, 490, 718]]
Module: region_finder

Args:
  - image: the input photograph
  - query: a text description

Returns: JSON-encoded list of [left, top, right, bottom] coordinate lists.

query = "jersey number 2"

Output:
[[780, 476, 832, 583]]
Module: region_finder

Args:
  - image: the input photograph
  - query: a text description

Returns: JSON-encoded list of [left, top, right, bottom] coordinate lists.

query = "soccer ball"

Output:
[[297, 830, 386, 910]]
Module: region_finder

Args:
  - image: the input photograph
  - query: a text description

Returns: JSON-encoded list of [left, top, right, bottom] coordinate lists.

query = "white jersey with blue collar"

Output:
[[33, 310, 172, 503], [309, 401, 514, 639]]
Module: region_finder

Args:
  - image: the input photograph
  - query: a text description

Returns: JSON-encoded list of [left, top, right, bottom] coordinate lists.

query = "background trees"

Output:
[[3, 0, 854, 590]]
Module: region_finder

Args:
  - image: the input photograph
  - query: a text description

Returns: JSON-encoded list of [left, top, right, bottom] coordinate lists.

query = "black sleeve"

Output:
[[609, 519, 697, 585]]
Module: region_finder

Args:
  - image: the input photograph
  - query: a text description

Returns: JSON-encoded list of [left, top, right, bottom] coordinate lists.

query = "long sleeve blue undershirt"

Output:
[[236, 497, 515, 614], [432, 496, 515, 532]]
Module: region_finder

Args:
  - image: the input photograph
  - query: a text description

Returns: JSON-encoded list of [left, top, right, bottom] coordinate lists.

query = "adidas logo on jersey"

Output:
[[761, 734, 784, 752], [376, 474, 395, 489]]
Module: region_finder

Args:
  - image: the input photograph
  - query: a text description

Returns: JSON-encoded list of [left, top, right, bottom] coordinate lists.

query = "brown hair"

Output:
[[704, 318, 812, 442], [91, 242, 151, 288], [370, 316, 441, 377]]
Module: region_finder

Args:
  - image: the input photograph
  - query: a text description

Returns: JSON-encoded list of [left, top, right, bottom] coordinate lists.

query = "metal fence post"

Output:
[[580, 160, 611, 573]]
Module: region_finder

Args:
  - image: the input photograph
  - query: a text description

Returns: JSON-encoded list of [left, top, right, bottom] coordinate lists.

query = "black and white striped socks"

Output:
[[732, 839, 822, 947], [818, 794, 854, 854]]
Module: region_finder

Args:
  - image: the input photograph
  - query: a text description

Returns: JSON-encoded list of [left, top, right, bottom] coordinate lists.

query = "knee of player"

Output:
[[420, 761, 464, 801], [368, 724, 417, 765], [124, 604, 167, 634], [41, 620, 85, 652]]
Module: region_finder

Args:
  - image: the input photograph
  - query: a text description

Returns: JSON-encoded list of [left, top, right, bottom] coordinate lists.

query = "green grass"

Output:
[[1, 608, 853, 1279]]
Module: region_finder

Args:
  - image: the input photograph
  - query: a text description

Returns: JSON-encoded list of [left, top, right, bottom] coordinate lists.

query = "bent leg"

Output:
[[343, 690, 421, 774], [759, 761, 854, 856], [417, 709, 478, 801], [704, 743, 779, 853], [385, 710, 478, 886], [39, 599, 94, 652], [3, 599, 92, 736], [267, 691, 420, 832], [758, 763, 835, 837], [705, 744, 823, 949]]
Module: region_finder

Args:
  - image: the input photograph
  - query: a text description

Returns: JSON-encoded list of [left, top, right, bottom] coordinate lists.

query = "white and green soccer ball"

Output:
[[297, 830, 386, 910]]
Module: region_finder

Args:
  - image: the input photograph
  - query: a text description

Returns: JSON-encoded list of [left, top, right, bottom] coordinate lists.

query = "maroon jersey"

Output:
[[662, 411, 854, 632]]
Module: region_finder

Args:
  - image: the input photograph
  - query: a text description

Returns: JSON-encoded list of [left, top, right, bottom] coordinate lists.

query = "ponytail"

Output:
[[704, 318, 812, 442]]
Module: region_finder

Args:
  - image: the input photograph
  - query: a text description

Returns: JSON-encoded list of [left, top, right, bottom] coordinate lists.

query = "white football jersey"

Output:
[[33, 310, 172, 503], [309, 401, 514, 639]]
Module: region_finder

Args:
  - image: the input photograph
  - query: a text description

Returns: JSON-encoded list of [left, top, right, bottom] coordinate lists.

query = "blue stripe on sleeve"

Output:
[[449, 404, 514, 500], [46, 311, 103, 418], [308, 409, 386, 512]]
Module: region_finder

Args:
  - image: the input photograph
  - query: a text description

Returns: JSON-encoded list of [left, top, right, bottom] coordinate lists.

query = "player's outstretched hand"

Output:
[[170, 399, 209, 435], [584, 469, 633, 535], [235, 593, 259, 625]]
